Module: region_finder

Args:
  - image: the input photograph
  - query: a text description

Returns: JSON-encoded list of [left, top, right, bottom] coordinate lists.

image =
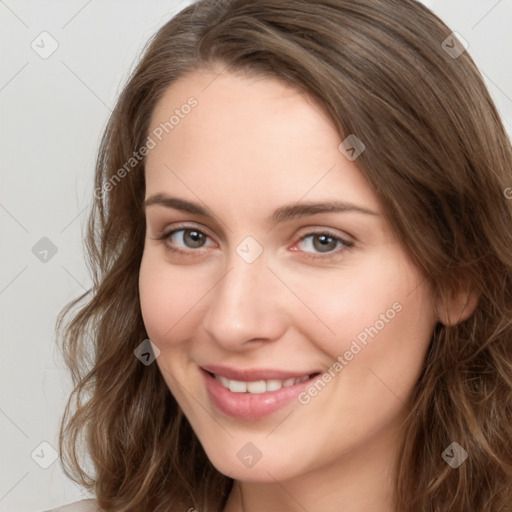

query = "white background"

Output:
[[1, 1, 511, 511]]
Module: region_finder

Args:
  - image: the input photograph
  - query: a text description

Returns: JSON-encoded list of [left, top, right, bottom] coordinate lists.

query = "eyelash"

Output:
[[152, 224, 354, 260]]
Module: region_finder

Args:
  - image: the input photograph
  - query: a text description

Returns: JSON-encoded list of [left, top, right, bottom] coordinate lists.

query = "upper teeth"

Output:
[[214, 374, 310, 393]]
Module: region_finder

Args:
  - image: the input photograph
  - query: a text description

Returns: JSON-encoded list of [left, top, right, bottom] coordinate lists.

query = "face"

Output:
[[139, 66, 437, 483]]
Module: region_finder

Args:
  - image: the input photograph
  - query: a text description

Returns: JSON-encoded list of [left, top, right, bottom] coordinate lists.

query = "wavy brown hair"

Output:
[[56, 0, 512, 510]]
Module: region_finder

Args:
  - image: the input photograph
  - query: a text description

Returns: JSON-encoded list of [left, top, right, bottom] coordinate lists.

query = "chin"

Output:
[[201, 440, 306, 482]]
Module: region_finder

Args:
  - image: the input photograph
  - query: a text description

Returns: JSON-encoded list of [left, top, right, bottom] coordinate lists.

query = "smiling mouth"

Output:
[[201, 367, 323, 419], [205, 371, 321, 393]]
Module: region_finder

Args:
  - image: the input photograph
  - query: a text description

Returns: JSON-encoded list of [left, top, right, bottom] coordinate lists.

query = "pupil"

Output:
[[185, 230, 204, 248], [314, 234, 336, 253]]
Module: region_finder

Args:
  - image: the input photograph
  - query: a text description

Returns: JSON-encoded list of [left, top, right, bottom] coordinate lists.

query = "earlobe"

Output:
[[435, 285, 479, 326]]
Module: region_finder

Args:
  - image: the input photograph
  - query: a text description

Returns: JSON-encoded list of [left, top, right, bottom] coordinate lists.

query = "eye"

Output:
[[154, 226, 216, 255], [294, 230, 353, 259], [151, 225, 353, 260]]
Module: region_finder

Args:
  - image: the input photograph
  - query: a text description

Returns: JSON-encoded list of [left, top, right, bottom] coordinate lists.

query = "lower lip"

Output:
[[201, 369, 316, 420]]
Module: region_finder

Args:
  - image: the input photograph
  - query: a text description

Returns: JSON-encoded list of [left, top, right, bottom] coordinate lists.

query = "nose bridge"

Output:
[[202, 244, 285, 347]]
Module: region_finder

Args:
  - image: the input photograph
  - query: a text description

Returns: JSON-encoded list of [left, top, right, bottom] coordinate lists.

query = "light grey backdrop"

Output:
[[1, 1, 511, 511]]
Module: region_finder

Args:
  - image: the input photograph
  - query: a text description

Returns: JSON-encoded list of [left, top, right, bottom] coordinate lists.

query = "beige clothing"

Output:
[[43, 499, 99, 512]]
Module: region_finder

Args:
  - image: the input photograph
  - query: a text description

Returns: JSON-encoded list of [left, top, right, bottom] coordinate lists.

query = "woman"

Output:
[[48, 0, 512, 511]]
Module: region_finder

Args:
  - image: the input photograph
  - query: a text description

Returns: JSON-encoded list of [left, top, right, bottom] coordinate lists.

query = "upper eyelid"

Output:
[[160, 223, 218, 243], [160, 223, 352, 247], [160, 222, 349, 236]]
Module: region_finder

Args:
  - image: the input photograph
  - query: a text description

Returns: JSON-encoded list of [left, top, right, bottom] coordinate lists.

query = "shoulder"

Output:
[[43, 498, 100, 512]]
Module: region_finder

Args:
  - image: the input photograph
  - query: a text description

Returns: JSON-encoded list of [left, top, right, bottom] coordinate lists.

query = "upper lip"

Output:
[[201, 364, 320, 381]]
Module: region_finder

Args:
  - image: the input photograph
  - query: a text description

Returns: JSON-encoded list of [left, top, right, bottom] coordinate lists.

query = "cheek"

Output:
[[139, 242, 435, 363], [138, 250, 221, 349], [138, 251, 189, 344], [291, 248, 435, 362], [138, 253, 200, 404]]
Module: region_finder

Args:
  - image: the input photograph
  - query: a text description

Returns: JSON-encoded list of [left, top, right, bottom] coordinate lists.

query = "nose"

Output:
[[202, 249, 288, 351]]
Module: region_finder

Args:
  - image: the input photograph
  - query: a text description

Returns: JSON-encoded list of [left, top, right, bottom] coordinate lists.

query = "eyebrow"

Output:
[[143, 193, 379, 224]]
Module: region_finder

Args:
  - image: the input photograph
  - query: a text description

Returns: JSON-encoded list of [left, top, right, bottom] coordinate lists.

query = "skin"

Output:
[[138, 66, 440, 512]]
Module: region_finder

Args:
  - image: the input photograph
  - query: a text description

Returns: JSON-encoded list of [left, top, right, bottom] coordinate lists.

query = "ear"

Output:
[[435, 284, 479, 326]]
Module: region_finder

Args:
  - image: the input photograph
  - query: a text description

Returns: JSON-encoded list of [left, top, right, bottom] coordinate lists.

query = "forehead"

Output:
[[148, 66, 338, 151], [144, 68, 380, 217]]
